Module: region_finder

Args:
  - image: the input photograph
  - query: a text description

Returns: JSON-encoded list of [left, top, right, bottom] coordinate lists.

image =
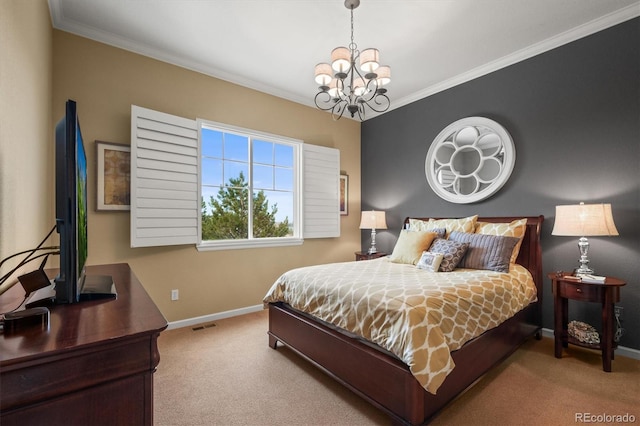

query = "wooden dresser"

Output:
[[0, 263, 167, 425]]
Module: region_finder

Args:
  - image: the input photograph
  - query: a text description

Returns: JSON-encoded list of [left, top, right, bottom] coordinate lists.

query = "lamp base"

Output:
[[368, 228, 378, 254], [576, 236, 594, 275], [575, 265, 594, 275]]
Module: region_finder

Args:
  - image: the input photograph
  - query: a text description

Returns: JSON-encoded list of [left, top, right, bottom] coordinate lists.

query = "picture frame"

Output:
[[96, 141, 131, 211], [340, 174, 348, 216]]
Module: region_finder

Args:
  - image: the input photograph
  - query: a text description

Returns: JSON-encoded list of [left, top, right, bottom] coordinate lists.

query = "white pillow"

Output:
[[416, 251, 444, 272]]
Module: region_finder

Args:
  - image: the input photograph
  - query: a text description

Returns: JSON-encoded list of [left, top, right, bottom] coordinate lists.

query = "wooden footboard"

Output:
[[267, 216, 543, 425], [269, 301, 425, 425], [269, 301, 540, 425]]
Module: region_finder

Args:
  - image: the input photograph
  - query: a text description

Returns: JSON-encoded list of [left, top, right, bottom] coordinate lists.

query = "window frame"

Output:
[[196, 119, 303, 251]]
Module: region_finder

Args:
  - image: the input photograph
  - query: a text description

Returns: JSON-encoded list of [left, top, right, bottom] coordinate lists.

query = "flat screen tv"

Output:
[[52, 99, 115, 304]]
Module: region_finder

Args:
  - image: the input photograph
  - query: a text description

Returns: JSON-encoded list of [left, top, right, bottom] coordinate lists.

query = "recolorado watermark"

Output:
[[575, 412, 636, 423]]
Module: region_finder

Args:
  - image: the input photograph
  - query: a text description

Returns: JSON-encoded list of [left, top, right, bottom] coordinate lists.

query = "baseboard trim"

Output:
[[168, 313, 639, 360], [541, 328, 640, 360], [167, 304, 264, 330]]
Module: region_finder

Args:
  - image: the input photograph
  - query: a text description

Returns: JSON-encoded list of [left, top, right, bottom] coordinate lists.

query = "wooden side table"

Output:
[[355, 251, 387, 261], [549, 272, 626, 372]]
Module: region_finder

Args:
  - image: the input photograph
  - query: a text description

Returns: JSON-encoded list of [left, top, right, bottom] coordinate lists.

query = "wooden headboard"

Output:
[[403, 216, 544, 301]]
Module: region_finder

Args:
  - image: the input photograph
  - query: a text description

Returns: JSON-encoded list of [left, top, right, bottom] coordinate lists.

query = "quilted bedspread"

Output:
[[263, 257, 537, 394]]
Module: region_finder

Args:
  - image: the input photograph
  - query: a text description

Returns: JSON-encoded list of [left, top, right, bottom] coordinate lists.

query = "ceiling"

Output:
[[49, 0, 639, 120]]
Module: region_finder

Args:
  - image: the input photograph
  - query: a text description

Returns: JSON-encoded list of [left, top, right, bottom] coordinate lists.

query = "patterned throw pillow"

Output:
[[409, 215, 478, 237], [389, 231, 438, 265], [428, 238, 470, 272], [474, 218, 527, 264], [448, 231, 520, 273], [413, 227, 446, 239], [416, 251, 444, 272], [408, 218, 429, 231], [429, 215, 478, 235]]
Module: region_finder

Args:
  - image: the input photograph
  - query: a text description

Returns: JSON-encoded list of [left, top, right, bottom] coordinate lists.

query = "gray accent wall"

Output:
[[361, 19, 639, 350]]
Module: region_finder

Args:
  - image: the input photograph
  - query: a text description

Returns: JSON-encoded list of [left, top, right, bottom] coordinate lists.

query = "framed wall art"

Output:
[[340, 174, 348, 216], [96, 141, 131, 211]]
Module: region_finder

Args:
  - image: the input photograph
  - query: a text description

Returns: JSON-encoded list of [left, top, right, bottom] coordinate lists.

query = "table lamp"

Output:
[[359, 210, 387, 254], [551, 202, 618, 274]]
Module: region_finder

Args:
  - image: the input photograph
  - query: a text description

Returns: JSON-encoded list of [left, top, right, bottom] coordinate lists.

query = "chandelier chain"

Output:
[[350, 7, 356, 51]]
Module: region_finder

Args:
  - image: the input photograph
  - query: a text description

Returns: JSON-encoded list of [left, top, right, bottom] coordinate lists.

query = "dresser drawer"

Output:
[[558, 281, 603, 302]]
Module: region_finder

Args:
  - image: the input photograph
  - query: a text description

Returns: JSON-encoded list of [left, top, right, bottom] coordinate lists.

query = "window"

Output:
[[130, 105, 340, 250], [199, 121, 301, 250]]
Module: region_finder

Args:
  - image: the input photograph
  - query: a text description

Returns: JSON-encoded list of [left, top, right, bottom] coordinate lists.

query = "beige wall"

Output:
[[0, 1, 53, 277], [51, 31, 361, 322]]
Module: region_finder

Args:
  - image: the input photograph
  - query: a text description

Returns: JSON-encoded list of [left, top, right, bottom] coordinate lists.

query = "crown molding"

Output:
[[389, 3, 640, 113], [48, 0, 639, 120]]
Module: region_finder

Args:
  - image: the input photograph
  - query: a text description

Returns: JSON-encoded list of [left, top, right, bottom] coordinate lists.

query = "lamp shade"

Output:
[[359, 48, 380, 73], [552, 203, 619, 236], [331, 47, 351, 73], [359, 210, 387, 230], [376, 65, 391, 86], [314, 63, 333, 86]]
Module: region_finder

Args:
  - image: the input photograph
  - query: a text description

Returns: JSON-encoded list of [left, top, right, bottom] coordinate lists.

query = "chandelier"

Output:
[[313, 0, 391, 120]]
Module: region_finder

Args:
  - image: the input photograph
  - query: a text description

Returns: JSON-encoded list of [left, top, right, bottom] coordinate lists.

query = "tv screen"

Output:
[[50, 99, 115, 306], [76, 121, 88, 280], [54, 99, 87, 303]]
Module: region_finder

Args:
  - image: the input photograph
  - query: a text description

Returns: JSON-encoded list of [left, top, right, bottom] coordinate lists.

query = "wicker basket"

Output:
[[568, 320, 600, 344]]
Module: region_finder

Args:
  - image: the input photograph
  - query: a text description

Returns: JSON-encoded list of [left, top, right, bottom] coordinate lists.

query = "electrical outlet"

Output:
[[171, 289, 179, 301], [614, 306, 623, 319]]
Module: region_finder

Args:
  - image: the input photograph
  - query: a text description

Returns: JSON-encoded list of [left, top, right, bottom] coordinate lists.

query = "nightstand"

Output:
[[355, 251, 387, 261], [549, 272, 626, 372]]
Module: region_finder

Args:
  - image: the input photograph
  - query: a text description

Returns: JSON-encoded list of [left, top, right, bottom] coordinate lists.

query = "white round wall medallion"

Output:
[[425, 117, 515, 204]]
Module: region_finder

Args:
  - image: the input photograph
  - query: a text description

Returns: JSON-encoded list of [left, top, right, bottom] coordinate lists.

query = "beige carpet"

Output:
[[155, 310, 639, 426]]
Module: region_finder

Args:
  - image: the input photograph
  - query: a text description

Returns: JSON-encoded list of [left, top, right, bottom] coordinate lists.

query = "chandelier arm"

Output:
[[336, 77, 348, 102], [356, 77, 380, 103], [331, 101, 348, 121], [315, 89, 349, 120], [362, 93, 391, 113], [364, 76, 379, 90], [314, 91, 340, 111], [348, 61, 356, 102]]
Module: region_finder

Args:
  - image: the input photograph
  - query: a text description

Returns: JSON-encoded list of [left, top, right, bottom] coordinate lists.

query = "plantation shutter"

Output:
[[303, 144, 340, 238], [130, 105, 199, 248], [131, 105, 340, 247]]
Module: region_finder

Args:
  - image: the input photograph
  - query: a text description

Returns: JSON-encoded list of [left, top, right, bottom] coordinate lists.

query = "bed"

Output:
[[265, 216, 543, 425]]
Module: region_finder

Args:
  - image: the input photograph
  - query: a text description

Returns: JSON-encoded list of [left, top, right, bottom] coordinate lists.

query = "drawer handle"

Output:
[[576, 288, 582, 293]]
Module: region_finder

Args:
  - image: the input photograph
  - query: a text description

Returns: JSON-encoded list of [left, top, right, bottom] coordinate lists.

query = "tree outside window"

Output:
[[201, 126, 295, 242]]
